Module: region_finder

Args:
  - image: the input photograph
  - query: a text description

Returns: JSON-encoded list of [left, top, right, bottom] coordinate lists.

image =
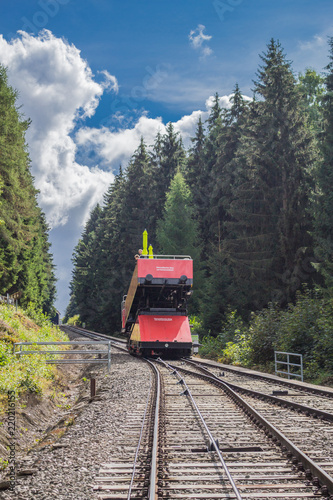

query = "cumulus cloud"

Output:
[[189, 24, 213, 58], [76, 116, 166, 170], [0, 30, 117, 228], [76, 92, 253, 171], [173, 110, 208, 147]]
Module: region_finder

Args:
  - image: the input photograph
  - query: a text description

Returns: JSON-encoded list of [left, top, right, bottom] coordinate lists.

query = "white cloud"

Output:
[[189, 24, 213, 59], [99, 69, 119, 93], [75, 93, 253, 171], [298, 34, 326, 51], [289, 28, 333, 73], [0, 29, 117, 228], [173, 110, 208, 147], [76, 115, 166, 171]]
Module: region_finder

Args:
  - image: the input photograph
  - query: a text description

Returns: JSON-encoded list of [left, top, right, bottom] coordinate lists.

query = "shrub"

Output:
[[199, 335, 224, 360], [0, 304, 69, 406], [67, 315, 81, 326]]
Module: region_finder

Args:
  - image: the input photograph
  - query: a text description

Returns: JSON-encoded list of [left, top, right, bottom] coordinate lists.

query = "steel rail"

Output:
[[127, 370, 153, 500], [61, 325, 127, 344], [157, 358, 243, 500], [145, 360, 160, 500], [170, 361, 333, 496], [185, 358, 333, 422], [61, 325, 128, 353], [188, 357, 333, 398]]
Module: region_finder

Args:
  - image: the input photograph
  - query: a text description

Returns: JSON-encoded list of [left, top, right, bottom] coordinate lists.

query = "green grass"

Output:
[[0, 304, 69, 408]]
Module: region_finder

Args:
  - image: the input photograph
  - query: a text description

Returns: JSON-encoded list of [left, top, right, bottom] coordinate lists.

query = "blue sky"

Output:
[[0, 0, 332, 316]]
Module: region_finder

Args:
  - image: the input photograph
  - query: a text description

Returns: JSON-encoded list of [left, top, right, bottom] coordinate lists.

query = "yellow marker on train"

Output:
[[142, 229, 148, 256], [148, 244, 154, 259]]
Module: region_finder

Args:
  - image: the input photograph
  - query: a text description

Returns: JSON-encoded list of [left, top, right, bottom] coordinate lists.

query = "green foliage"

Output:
[[199, 310, 248, 363], [277, 291, 333, 371], [0, 304, 68, 405], [67, 315, 81, 326], [157, 172, 203, 313], [298, 68, 325, 133], [218, 310, 246, 346], [313, 37, 333, 291], [157, 172, 200, 257], [0, 65, 56, 313], [222, 335, 251, 366], [200, 290, 333, 380], [189, 315, 203, 335], [199, 335, 225, 361], [245, 304, 281, 365]]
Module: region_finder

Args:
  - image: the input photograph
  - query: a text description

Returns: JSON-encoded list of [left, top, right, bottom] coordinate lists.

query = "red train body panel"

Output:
[[138, 315, 192, 343], [122, 255, 193, 357], [137, 258, 193, 281]]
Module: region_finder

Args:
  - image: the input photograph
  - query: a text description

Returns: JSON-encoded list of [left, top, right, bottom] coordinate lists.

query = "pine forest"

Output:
[[0, 65, 56, 316]]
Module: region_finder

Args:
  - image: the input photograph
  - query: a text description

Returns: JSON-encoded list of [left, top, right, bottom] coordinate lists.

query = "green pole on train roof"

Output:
[[142, 229, 148, 256]]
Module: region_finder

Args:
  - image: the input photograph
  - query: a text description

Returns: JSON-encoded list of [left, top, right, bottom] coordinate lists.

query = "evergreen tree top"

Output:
[[190, 116, 205, 154], [207, 92, 222, 129], [226, 83, 247, 124], [254, 39, 296, 102]]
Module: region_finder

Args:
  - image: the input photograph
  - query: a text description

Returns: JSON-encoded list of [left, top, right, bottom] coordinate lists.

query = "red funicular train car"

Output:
[[121, 253, 193, 357]]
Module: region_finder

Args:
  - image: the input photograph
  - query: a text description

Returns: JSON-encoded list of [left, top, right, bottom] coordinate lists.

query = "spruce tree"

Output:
[[0, 65, 56, 312], [68, 204, 103, 326], [224, 40, 317, 313], [298, 69, 325, 134], [202, 93, 224, 247], [157, 172, 202, 312], [314, 37, 333, 291], [186, 117, 208, 247], [210, 84, 248, 245], [202, 85, 249, 331], [161, 123, 186, 180]]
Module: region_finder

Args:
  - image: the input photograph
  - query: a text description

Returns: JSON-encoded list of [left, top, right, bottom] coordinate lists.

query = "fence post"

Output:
[[90, 378, 96, 398], [108, 341, 111, 373]]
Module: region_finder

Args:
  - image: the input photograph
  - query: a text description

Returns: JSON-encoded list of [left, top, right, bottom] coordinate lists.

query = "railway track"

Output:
[[190, 358, 333, 400], [92, 360, 159, 499], [181, 359, 333, 419], [60, 325, 127, 348], [154, 360, 333, 499], [60, 325, 333, 498]]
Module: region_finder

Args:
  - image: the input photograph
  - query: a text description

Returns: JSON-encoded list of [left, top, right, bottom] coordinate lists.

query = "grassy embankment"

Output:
[[0, 303, 69, 409]]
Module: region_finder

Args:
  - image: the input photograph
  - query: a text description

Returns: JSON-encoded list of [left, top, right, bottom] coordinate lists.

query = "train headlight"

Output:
[[165, 343, 169, 348]]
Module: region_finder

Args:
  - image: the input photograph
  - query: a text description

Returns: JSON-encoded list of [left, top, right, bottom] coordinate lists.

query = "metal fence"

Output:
[[0, 294, 16, 306], [13, 340, 111, 372], [274, 351, 303, 382]]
